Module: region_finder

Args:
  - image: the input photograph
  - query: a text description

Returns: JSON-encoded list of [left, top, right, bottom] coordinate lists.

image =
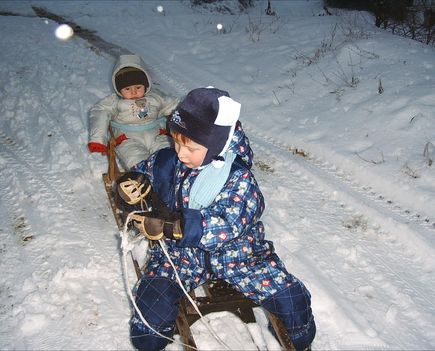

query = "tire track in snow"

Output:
[[0, 133, 68, 236], [250, 134, 435, 348], [249, 129, 435, 288], [0, 153, 33, 242], [0, 131, 75, 207], [0, 166, 32, 348], [0, 130, 118, 259]]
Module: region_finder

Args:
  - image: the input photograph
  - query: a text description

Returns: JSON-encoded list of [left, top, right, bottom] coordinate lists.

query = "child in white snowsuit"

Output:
[[88, 54, 178, 169], [116, 87, 316, 350]]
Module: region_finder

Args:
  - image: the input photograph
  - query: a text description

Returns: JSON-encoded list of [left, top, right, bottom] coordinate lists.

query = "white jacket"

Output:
[[89, 54, 178, 168]]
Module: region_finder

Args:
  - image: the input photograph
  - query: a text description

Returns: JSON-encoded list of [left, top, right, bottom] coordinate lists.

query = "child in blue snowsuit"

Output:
[[117, 87, 316, 350]]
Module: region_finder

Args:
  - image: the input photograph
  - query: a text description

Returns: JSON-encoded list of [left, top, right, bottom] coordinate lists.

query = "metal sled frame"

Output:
[[102, 134, 295, 350]]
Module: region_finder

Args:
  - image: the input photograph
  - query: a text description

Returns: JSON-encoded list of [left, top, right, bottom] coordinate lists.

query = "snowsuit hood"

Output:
[[111, 55, 151, 97], [227, 121, 253, 170]]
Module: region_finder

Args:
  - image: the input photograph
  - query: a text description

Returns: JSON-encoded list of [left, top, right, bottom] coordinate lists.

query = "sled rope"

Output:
[[120, 211, 231, 350], [159, 238, 232, 350], [120, 211, 197, 350]]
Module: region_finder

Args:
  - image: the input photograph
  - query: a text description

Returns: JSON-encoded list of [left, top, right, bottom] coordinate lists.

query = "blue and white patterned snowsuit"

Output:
[[129, 123, 315, 350]]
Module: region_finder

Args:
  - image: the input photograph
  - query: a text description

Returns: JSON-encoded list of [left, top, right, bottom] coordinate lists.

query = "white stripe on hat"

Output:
[[215, 95, 241, 126], [214, 95, 241, 159]]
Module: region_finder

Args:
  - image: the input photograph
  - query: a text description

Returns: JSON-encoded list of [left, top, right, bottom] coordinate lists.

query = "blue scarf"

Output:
[[188, 151, 237, 210]]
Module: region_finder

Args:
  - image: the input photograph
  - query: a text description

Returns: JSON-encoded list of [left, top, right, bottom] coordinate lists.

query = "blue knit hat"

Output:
[[169, 87, 241, 167]]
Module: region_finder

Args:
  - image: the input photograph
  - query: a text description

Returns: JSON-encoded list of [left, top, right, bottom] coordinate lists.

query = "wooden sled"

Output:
[[102, 134, 295, 350]]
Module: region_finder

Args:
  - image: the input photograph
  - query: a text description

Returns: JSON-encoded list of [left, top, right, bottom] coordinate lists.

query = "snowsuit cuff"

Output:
[[177, 208, 203, 247]]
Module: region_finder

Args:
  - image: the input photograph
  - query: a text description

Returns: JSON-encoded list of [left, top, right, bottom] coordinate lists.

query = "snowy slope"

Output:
[[0, 1, 434, 350]]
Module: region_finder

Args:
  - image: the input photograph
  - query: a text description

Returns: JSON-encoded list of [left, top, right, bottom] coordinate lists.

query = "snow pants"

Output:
[[115, 133, 170, 170], [130, 276, 184, 351], [261, 282, 316, 350], [130, 275, 315, 351]]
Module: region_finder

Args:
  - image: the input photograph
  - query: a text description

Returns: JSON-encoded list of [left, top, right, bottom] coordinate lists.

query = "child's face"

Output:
[[120, 84, 146, 100], [174, 137, 208, 169]]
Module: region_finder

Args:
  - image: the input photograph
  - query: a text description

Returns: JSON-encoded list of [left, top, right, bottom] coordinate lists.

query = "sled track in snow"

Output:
[[0, 131, 75, 207], [0, 131, 70, 227], [0, 131, 108, 245], [0, 130, 90, 250], [124, 31, 435, 235], [244, 125, 435, 234], [0, 142, 33, 242]]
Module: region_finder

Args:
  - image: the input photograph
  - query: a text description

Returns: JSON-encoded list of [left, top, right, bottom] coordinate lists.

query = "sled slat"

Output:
[[176, 299, 197, 350], [266, 310, 296, 351], [103, 173, 142, 278]]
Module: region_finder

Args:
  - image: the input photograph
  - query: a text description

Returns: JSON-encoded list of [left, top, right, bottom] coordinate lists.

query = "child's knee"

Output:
[[130, 276, 184, 350], [135, 276, 183, 327]]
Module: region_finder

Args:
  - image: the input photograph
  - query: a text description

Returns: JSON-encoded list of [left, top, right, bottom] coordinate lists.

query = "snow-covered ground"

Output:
[[0, 0, 434, 349]]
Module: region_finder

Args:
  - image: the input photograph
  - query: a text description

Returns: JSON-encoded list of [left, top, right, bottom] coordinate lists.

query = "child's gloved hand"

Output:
[[116, 172, 152, 206], [88, 142, 107, 154], [130, 208, 183, 241], [116, 172, 183, 241]]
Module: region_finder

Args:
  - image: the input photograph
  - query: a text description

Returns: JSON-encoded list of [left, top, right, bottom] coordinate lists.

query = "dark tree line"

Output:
[[324, 0, 435, 45]]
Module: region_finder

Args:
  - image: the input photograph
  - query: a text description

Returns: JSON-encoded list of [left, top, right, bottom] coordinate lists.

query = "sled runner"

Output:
[[102, 134, 295, 350]]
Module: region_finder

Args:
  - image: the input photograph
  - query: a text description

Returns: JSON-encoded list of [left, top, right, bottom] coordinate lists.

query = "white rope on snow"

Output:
[[120, 211, 232, 350], [120, 212, 184, 347], [158, 238, 232, 350]]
